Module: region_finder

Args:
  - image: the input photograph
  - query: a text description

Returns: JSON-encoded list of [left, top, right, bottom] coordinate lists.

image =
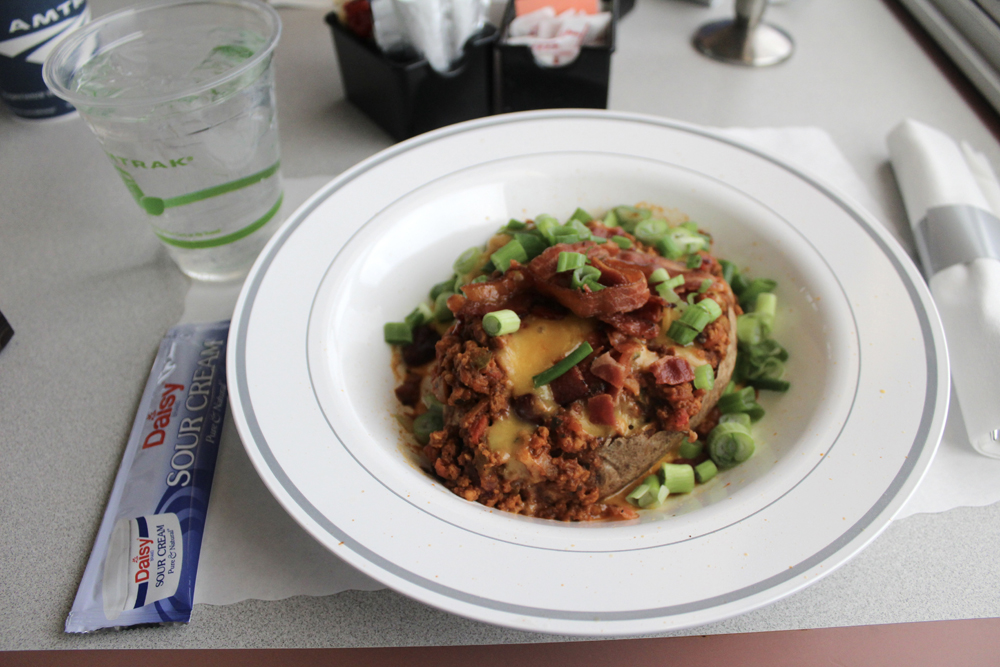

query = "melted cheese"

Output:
[[652, 306, 681, 346], [486, 413, 533, 479], [652, 307, 708, 367], [673, 345, 708, 368], [496, 316, 595, 395], [577, 412, 617, 439]]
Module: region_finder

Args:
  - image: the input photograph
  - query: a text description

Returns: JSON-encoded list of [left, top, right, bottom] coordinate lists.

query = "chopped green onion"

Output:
[[717, 386, 766, 422], [695, 459, 718, 483], [567, 218, 594, 240], [672, 227, 710, 254], [747, 377, 791, 392], [699, 297, 722, 320], [754, 292, 777, 330], [627, 474, 667, 508], [719, 412, 752, 428], [678, 440, 703, 460], [708, 421, 755, 468], [569, 207, 592, 223], [412, 408, 444, 445], [744, 403, 766, 422], [613, 205, 651, 233], [749, 356, 785, 380], [384, 322, 413, 345], [655, 484, 669, 505], [535, 215, 560, 244], [492, 239, 528, 273], [660, 463, 695, 494], [500, 218, 527, 232], [680, 221, 699, 233], [656, 281, 682, 305], [649, 268, 670, 284], [470, 275, 489, 284], [611, 235, 633, 249], [551, 227, 585, 244], [532, 342, 594, 388], [719, 259, 738, 285], [422, 393, 443, 411], [717, 386, 756, 414], [434, 291, 454, 322], [643, 473, 661, 498], [749, 339, 789, 363], [754, 291, 777, 316], [664, 275, 684, 289], [634, 218, 670, 245], [667, 320, 699, 345], [678, 306, 712, 332], [648, 476, 670, 507], [482, 309, 521, 336], [686, 253, 702, 269], [730, 272, 751, 296], [676, 298, 721, 333], [657, 235, 684, 259], [405, 302, 433, 329], [739, 278, 778, 309], [513, 232, 548, 260], [430, 277, 456, 300], [626, 482, 652, 507], [453, 247, 483, 275], [693, 363, 715, 390], [698, 278, 713, 294], [557, 251, 588, 272], [737, 312, 769, 345], [571, 265, 602, 290]]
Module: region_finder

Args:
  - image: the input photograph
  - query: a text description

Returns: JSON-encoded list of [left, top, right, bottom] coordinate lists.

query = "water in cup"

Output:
[[44, 0, 283, 281]]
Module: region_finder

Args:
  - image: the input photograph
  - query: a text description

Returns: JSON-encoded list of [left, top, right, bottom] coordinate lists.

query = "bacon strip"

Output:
[[549, 366, 591, 405], [587, 394, 617, 426], [448, 265, 534, 317], [597, 296, 664, 340], [590, 352, 627, 388], [649, 356, 695, 385], [615, 250, 689, 278], [527, 243, 650, 318]]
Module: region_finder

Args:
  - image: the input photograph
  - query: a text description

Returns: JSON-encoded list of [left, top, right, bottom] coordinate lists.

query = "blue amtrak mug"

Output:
[[0, 0, 88, 119]]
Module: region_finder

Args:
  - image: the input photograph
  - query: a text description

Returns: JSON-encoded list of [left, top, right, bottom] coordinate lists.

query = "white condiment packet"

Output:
[[506, 9, 610, 66]]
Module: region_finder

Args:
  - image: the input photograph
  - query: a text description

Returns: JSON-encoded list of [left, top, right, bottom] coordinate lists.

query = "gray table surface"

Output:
[[3, 0, 1000, 650]]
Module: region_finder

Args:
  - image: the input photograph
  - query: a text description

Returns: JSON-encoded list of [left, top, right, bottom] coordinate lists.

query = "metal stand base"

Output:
[[694, 19, 794, 67]]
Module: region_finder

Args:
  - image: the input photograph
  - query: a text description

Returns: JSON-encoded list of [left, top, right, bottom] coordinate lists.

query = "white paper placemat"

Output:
[[188, 131, 1000, 605]]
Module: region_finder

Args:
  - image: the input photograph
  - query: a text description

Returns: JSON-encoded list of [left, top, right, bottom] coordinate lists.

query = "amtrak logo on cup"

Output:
[[0, 0, 88, 119]]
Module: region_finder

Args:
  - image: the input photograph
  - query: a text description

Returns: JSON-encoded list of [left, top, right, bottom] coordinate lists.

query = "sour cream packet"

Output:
[[65, 321, 229, 633]]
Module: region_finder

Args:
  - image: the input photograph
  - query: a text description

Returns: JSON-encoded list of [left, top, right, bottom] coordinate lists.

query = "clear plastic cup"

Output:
[[43, 0, 284, 281]]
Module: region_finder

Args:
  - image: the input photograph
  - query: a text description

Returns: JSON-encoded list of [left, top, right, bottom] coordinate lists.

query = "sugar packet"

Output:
[[65, 321, 229, 633]]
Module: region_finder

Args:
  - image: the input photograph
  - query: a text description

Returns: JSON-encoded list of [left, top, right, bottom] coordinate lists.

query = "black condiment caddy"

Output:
[[325, 0, 624, 141]]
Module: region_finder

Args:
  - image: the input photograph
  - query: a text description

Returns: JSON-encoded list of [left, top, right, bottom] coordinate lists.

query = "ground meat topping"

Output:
[[398, 212, 741, 522]]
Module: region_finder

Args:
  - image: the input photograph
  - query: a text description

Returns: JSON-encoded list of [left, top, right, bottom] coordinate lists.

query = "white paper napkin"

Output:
[[887, 119, 1000, 459], [186, 129, 1000, 606]]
